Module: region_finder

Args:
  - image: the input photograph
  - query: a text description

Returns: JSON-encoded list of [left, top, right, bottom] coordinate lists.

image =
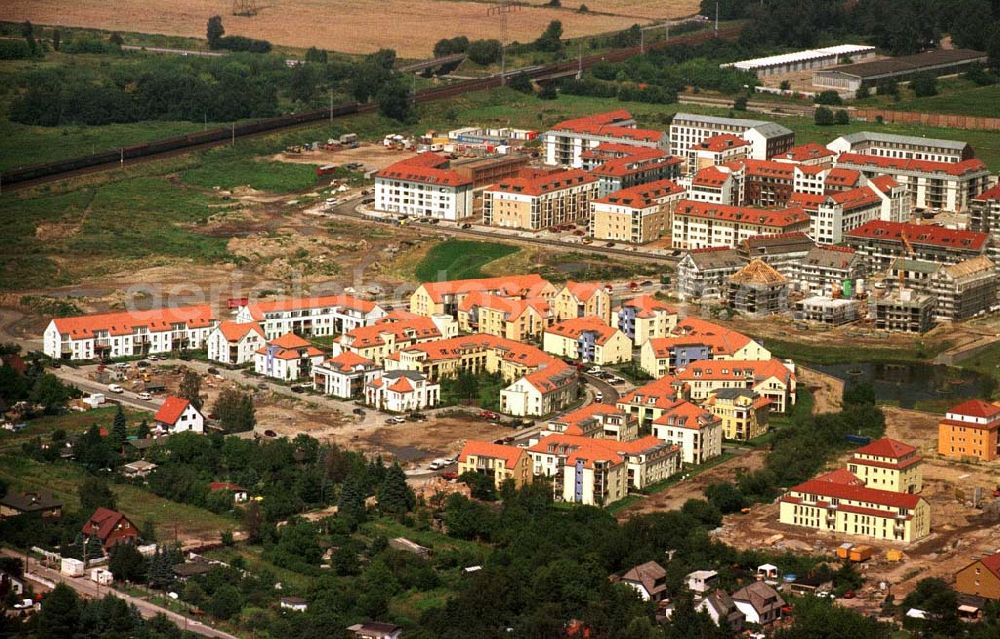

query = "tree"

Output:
[[705, 482, 747, 514], [109, 542, 146, 583], [52, 30, 60, 51], [243, 500, 264, 543], [147, 548, 174, 590], [779, 80, 791, 91], [814, 90, 843, 105], [835, 109, 850, 125], [136, 419, 150, 439], [733, 96, 748, 111], [179, 369, 202, 410], [110, 404, 128, 451], [434, 36, 470, 57], [814, 106, 835, 125], [466, 39, 502, 66], [376, 80, 413, 122], [855, 85, 871, 99], [378, 462, 416, 515], [508, 72, 534, 94], [0, 362, 28, 402], [459, 471, 497, 501], [206, 16, 225, 48], [903, 578, 958, 635], [539, 83, 558, 100], [337, 475, 367, 524], [79, 476, 116, 513], [304, 46, 328, 63], [213, 389, 255, 433], [579, 4, 589, 13], [37, 584, 80, 639], [911, 73, 938, 97], [108, 33, 123, 48], [535, 20, 564, 52], [31, 373, 73, 413], [366, 48, 397, 70]]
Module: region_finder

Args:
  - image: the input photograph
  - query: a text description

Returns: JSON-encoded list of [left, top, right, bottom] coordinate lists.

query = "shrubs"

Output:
[[433, 36, 470, 58], [814, 90, 843, 105], [911, 73, 938, 97], [467, 39, 502, 65], [814, 105, 834, 125]]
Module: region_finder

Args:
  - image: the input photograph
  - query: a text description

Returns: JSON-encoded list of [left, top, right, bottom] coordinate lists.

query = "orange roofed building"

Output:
[[482, 168, 600, 231], [554, 281, 613, 325], [457, 441, 533, 490], [254, 332, 324, 381], [545, 403, 637, 442], [955, 553, 1000, 600], [589, 179, 686, 245], [544, 110, 669, 168], [457, 292, 552, 342], [207, 320, 266, 365], [82, 508, 139, 552], [234, 294, 387, 340], [938, 399, 1000, 462], [848, 437, 923, 494], [409, 274, 556, 318], [374, 153, 474, 220], [670, 200, 811, 250], [543, 316, 632, 365]]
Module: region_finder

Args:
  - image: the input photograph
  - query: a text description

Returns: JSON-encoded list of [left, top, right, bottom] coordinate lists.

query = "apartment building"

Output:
[[824, 167, 865, 193], [457, 441, 533, 490], [727, 259, 790, 317], [587, 147, 682, 195], [795, 296, 861, 325], [312, 352, 381, 399], [675, 248, 745, 300], [528, 434, 679, 506], [546, 404, 637, 442], [808, 185, 884, 244], [589, 179, 686, 244], [778, 474, 931, 543], [333, 315, 452, 365], [640, 337, 711, 378], [833, 153, 990, 213], [651, 400, 723, 465], [617, 375, 687, 428], [868, 290, 937, 333], [482, 169, 600, 231], [254, 332, 324, 381], [43, 305, 217, 361], [738, 160, 795, 208], [937, 399, 1000, 462], [409, 274, 556, 318], [544, 110, 669, 168], [553, 281, 613, 325], [774, 142, 837, 168], [847, 438, 923, 494], [669, 113, 794, 169], [688, 165, 744, 205], [672, 317, 772, 361], [677, 357, 795, 413], [793, 245, 866, 295], [458, 293, 551, 342], [687, 133, 750, 175], [888, 256, 998, 321], [206, 321, 265, 365], [737, 232, 814, 271], [364, 370, 440, 413], [616, 295, 678, 346], [543, 317, 632, 365], [828, 131, 974, 164], [954, 553, 1000, 601], [706, 389, 772, 441], [235, 295, 387, 340], [671, 201, 811, 250], [844, 221, 990, 271], [375, 153, 474, 220]]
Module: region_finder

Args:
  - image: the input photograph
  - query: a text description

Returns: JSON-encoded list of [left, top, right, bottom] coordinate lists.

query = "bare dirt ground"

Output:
[[798, 365, 844, 413], [0, 0, 688, 57], [270, 144, 418, 172]]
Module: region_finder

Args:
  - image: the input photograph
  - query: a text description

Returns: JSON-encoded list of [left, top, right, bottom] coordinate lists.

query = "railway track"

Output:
[[0, 25, 741, 192]]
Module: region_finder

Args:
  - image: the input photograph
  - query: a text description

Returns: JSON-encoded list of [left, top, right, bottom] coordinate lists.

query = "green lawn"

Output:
[[760, 337, 949, 366], [0, 406, 151, 452], [871, 78, 1000, 119], [181, 150, 321, 192], [413, 239, 520, 282]]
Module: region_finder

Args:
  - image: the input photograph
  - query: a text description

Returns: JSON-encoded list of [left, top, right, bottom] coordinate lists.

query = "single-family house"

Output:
[[206, 321, 265, 365], [82, 507, 139, 551], [0, 491, 63, 519], [543, 317, 632, 365], [697, 590, 745, 631], [153, 396, 205, 435], [364, 370, 440, 413], [254, 333, 324, 381], [313, 352, 381, 399], [731, 582, 785, 625], [619, 561, 668, 602], [347, 622, 403, 639], [955, 552, 1000, 600], [209, 482, 249, 504]]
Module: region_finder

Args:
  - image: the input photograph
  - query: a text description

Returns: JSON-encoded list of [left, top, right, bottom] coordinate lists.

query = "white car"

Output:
[[586, 367, 602, 374], [385, 416, 406, 425], [136, 392, 152, 401], [594, 392, 604, 403], [107, 384, 124, 394]]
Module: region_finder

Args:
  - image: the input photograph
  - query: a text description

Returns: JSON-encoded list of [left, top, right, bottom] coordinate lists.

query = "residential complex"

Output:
[[374, 153, 474, 220], [847, 438, 923, 494], [651, 400, 723, 465], [544, 110, 669, 168], [457, 441, 533, 490], [235, 295, 387, 339], [827, 131, 974, 164], [844, 221, 991, 271], [409, 274, 555, 318], [542, 316, 631, 365], [482, 168, 600, 231], [615, 295, 677, 346], [553, 281, 613, 325], [589, 179, 685, 244], [668, 113, 795, 167], [670, 201, 811, 250]]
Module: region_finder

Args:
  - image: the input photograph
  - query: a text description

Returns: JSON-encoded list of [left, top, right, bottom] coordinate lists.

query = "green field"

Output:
[[180, 150, 321, 192], [0, 406, 150, 452], [413, 239, 520, 282]]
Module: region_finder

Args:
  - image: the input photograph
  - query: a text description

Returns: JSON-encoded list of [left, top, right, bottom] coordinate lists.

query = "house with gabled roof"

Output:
[[409, 274, 556, 318], [82, 507, 139, 551], [955, 552, 1000, 600], [848, 437, 922, 494], [543, 316, 631, 365], [616, 375, 687, 427], [617, 560, 668, 602], [678, 358, 794, 413], [153, 396, 205, 435], [313, 352, 381, 399], [235, 295, 386, 340], [254, 332, 324, 381], [207, 321, 265, 365], [457, 440, 533, 490], [652, 400, 723, 465], [364, 370, 439, 413], [546, 404, 637, 442], [458, 292, 551, 342], [375, 152, 474, 221], [938, 399, 1000, 462], [731, 582, 785, 625], [697, 589, 745, 631], [615, 294, 677, 347], [553, 282, 612, 325]]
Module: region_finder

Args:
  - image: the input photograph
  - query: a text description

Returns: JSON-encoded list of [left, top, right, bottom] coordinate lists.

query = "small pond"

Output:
[[815, 362, 990, 409]]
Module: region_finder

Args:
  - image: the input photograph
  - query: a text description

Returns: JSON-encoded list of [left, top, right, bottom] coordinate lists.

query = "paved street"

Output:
[[3, 550, 238, 639]]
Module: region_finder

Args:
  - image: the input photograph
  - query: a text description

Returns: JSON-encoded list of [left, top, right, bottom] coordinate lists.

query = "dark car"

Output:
[[136, 361, 150, 368], [263, 429, 277, 438], [207, 367, 220, 375], [352, 408, 365, 416], [290, 385, 305, 393], [460, 223, 473, 229]]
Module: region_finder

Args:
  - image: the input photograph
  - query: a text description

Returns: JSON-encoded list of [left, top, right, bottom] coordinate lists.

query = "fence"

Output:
[[852, 108, 1000, 131]]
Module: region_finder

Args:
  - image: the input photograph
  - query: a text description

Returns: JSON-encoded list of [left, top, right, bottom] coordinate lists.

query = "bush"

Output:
[[855, 85, 871, 99], [876, 79, 898, 96], [911, 73, 938, 97], [535, 20, 564, 52], [214, 35, 271, 53], [0, 39, 35, 60], [733, 95, 748, 110], [467, 39, 502, 65], [835, 109, 850, 125], [508, 72, 534, 94], [434, 36, 470, 58], [814, 90, 843, 105], [62, 35, 117, 54], [814, 105, 834, 125]]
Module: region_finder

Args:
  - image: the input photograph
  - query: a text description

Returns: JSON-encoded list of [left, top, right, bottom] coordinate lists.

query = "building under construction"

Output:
[[726, 259, 789, 316], [869, 289, 936, 333], [888, 256, 998, 321], [795, 296, 861, 326]]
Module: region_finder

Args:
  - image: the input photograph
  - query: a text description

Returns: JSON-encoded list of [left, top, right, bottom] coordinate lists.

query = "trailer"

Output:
[[316, 164, 338, 177]]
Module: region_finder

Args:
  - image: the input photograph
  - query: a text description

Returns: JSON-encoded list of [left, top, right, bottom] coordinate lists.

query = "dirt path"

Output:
[[798, 365, 843, 414]]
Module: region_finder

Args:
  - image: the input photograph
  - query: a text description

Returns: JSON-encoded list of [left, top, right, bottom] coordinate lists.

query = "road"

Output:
[[3, 550, 238, 639], [121, 45, 225, 57]]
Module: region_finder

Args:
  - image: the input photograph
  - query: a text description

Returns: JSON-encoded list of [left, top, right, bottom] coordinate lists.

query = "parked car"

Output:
[[594, 392, 604, 403], [479, 410, 500, 421], [640, 280, 653, 287], [385, 416, 406, 425], [257, 382, 268, 390], [136, 360, 150, 369], [429, 459, 450, 470], [136, 392, 152, 401], [440, 471, 458, 481], [13, 599, 34, 610], [291, 385, 305, 393], [107, 384, 124, 394], [263, 429, 277, 438], [460, 223, 473, 229], [148, 355, 159, 361], [605, 242, 616, 247]]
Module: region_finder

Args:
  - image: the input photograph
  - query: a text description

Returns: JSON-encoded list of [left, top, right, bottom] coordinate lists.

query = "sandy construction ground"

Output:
[[0, 0, 699, 57]]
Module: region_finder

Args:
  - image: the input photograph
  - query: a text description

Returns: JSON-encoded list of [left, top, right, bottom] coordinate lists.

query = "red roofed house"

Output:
[[543, 317, 632, 365], [705, 388, 772, 440], [209, 482, 249, 503], [207, 321, 265, 365], [374, 153, 474, 220], [364, 370, 440, 413], [652, 400, 723, 465], [312, 351, 381, 399], [546, 403, 637, 441], [677, 358, 795, 413], [409, 274, 557, 319], [955, 552, 1000, 600], [588, 147, 682, 194], [554, 281, 613, 325], [44, 305, 216, 361], [616, 294, 678, 346], [688, 164, 744, 206], [544, 110, 669, 168], [336, 315, 454, 364], [590, 179, 687, 244], [482, 168, 600, 231], [810, 186, 885, 244], [254, 332, 324, 381], [778, 475, 931, 543], [457, 440, 533, 489], [616, 375, 687, 427], [153, 396, 205, 435], [848, 437, 923, 494], [775, 142, 837, 167], [938, 399, 1000, 462], [82, 507, 139, 551], [235, 295, 387, 340], [671, 200, 811, 250], [687, 133, 750, 175]]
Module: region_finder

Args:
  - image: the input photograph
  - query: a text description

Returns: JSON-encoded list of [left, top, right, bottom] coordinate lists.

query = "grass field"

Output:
[[0, 406, 150, 452], [0, 455, 234, 540], [861, 78, 1000, 119], [413, 240, 520, 282], [761, 337, 949, 365], [180, 151, 320, 192]]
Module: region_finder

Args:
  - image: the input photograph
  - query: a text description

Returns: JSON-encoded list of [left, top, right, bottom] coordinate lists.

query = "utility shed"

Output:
[[727, 259, 789, 316]]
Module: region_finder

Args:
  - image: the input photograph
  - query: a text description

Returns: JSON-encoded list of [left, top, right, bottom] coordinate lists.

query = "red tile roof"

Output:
[[825, 167, 863, 187], [459, 440, 526, 469], [82, 507, 138, 549], [976, 553, 1000, 581], [459, 292, 549, 319], [789, 192, 826, 211], [618, 375, 684, 409], [417, 274, 551, 304], [674, 200, 811, 229], [946, 399, 1000, 419], [697, 134, 749, 152], [344, 317, 441, 348], [780, 143, 836, 163], [154, 396, 192, 426], [51, 305, 215, 339], [621, 294, 675, 318], [691, 166, 733, 188], [551, 110, 663, 143], [972, 184, 1000, 202], [677, 358, 792, 384], [564, 281, 605, 303], [487, 168, 597, 196], [652, 400, 718, 430], [837, 152, 988, 177], [827, 185, 882, 210], [257, 332, 324, 359], [545, 316, 622, 345], [786, 478, 922, 510], [216, 320, 263, 342], [845, 221, 988, 251], [528, 433, 675, 469], [592, 179, 685, 209], [387, 376, 415, 393], [854, 437, 917, 459], [814, 468, 864, 486], [732, 159, 795, 180], [243, 295, 377, 319], [325, 351, 376, 372], [672, 318, 755, 357], [376, 153, 472, 187]]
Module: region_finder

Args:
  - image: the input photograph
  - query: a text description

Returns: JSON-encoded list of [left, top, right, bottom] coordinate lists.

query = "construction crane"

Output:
[[897, 229, 916, 292]]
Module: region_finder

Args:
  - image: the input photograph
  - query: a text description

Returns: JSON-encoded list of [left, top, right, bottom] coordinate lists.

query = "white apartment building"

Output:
[[544, 110, 669, 168], [651, 400, 724, 466], [810, 186, 884, 245], [206, 321, 266, 365], [312, 352, 381, 399], [687, 165, 744, 205], [364, 370, 440, 413], [669, 113, 794, 171], [671, 200, 812, 250], [827, 131, 973, 164], [235, 295, 387, 340], [254, 333, 324, 382], [43, 306, 216, 361], [374, 153, 474, 220]]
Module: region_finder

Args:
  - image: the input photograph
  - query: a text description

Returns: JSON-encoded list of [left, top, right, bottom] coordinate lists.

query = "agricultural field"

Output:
[[0, 0, 687, 57]]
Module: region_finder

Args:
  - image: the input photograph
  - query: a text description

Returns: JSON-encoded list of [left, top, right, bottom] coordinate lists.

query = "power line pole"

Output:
[[715, 1, 720, 36], [487, 1, 519, 84]]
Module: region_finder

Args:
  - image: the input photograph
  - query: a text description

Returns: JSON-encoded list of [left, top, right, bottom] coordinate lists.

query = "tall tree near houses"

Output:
[[179, 369, 202, 410], [111, 405, 128, 451], [377, 462, 415, 515]]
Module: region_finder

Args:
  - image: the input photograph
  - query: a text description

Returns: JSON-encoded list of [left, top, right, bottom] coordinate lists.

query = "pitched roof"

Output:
[[376, 153, 472, 187], [696, 133, 749, 152], [417, 274, 551, 303], [387, 376, 415, 393], [550, 110, 663, 143], [835, 130, 970, 152], [621, 294, 675, 318], [325, 351, 377, 372], [946, 399, 1000, 419], [243, 295, 378, 320], [674, 200, 811, 229], [836, 152, 988, 177], [216, 320, 263, 342], [824, 167, 863, 188], [786, 478, 923, 509], [458, 440, 526, 469], [683, 247, 744, 271], [82, 507, 138, 547], [732, 582, 785, 613], [732, 159, 795, 180], [51, 305, 215, 339], [344, 316, 441, 348], [564, 281, 605, 303], [973, 553, 1000, 581], [528, 433, 675, 469], [941, 256, 995, 280], [0, 491, 62, 513], [844, 221, 988, 252], [729, 259, 787, 286], [154, 396, 193, 425], [691, 165, 734, 187], [677, 359, 792, 384], [813, 468, 864, 486], [825, 185, 882, 211], [550, 403, 625, 434], [618, 375, 684, 409], [972, 184, 1000, 202], [652, 400, 719, 430], [854, 437, 917, 459], [621, 561, 667, 595], [802, 245, 860, 270], [487, 168, 598, 196], [593, 179, 685, 209], [779, 142, 836, 163], [546, 316, 623, 345], [671, 318, 755, 357]]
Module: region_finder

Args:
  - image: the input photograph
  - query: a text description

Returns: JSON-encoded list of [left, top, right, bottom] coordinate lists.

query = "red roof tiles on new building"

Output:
[[51, 305, 215, 339], [674, 200, 811, 229], [593, 179, 685, 209], [837, 152, 988, 177], [697, 134, 749, 152], [621, 294, 675, 318], [376, 153, 472, 187], [780, 143, 836, 163], [786, 478, 922, 510], [546, 316, 621, 345], [854, 437, 917, 459], [947, 399, 1000, 419], [459, 440, 527, 469], [487, 168, 598, 197], [418, 274, 551, 304], [243, 295, 377, 320], [845, 221, 988, 251], [82, 507, 138, 549], [325, 351, 376, 372], [217, 320, 263, 342], [652, 400, 718, 430]]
